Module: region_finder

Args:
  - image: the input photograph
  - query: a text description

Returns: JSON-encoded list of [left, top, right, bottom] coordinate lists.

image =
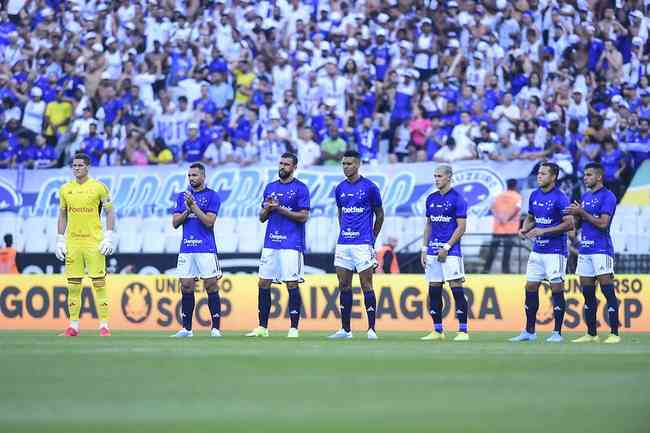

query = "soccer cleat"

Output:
[[328, 329, 353, 339], [287, 328, 299, 338], [509, 331, 537, 342], [603, 334, 621, 344], [453, 332, 469, 341], [58, 327, 79, 337], [572, 334, 599, 343], [367, 329, 378, 340], [546, 331, 563, 342], [170, 328, 193, 338], [245, 326, 269, 337], [210, 328, 222, 337], [420, 331, 446, 341], [99, 327, 111, 337]]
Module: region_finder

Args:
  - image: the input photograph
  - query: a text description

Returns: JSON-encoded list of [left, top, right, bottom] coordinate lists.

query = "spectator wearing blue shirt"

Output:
[[0, 137, 15, 168], [83, 122, 104, 166], [208, 72, 233, 110], [100, 95, 124, 126], [15, 132, 34, 166], [31, 134, 58, 169], [639, 93, 650, 119], [600, 137, 626, 200], [193, 84, 217, 116], [182, 123, 206, 163], [354, 117, 380, 164]]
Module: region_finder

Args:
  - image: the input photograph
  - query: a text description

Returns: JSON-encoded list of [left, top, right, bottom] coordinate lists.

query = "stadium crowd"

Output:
[[0, 0, 649, 195]]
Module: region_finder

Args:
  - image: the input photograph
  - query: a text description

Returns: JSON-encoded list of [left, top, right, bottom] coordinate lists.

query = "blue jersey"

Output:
[[335, 176, 382, 245], [182, 137, 206, 162], [425, 188, 467, 256], [262, 178, 310, 252], [174, 187, 221, 253], [579, 187, 616, 256], [528, 186, 570, 256]]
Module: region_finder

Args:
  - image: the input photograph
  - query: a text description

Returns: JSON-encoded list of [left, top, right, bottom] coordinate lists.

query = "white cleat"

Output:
[[546, 331, 563, 342], [367, 329, 378, 340], [328, 329, 353, 339], [509, 331, 537, 342], [287, 328, 299, 338], [210, 328, 222, 337], [171, 328, 193, 338]]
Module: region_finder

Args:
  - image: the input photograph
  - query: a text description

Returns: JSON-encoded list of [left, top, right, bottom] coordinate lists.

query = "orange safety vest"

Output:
[[0, 247, 18, 274], [376, 245, 400, 274]]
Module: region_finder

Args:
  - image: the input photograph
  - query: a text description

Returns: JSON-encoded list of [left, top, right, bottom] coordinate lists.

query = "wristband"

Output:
[[442, 243, 451, 251]]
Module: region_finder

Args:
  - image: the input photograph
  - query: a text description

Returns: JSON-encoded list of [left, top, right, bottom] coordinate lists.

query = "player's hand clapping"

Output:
[[525, 228, 545, 239], [184, 192, 196, 212], [563, 201, 584, 217]]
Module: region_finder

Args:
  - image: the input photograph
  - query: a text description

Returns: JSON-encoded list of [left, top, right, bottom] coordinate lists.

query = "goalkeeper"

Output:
[[55, 153, 116, 337]]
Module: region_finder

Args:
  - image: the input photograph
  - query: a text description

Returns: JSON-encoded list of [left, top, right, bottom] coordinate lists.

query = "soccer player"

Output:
[[510, 162, 573, 342], [171, 163, 223, 338], [420, 164, 470, 341], [56, 153, 116, 336], [564, 163, 621, 343], [246, 153, 310, 338], [329, 150, 384, 339]]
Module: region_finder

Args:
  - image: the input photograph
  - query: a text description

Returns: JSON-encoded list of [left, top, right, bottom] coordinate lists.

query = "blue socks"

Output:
[[601, 284, 619, 335], [552, 291, 566, 333], [451, 287, 468, 332], [363, 290, 376, 331], [181, 292, 195, 331], [428, 285, 443, 332], [525, 290, 539, 334], [258, 287, 271, 328], [288, 288, 301, 329], [340, 290, 352, 332], [207, 291, 221, 330], [581, 285, 597, 336]]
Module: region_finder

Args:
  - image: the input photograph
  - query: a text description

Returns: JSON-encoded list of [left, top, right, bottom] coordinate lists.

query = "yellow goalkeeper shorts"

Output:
[[65, 244, 106, 279]]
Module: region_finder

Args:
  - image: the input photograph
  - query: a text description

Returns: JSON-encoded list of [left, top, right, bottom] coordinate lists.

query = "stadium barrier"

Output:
[[0, 274, 647, 332]]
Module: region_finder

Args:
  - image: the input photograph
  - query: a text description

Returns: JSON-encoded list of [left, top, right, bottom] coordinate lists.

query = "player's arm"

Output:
[[372, 205, 384, 241], [437, 217, 466, 262], [55, 195, 68, 261], [172, 209, 191, 228], [526, 215, 574, 239], [421, 218, 432, 268], [519, 214, 535, 237], [101, 196, 115, 232], [188, 198, 216, 228], [275, 207, 310, 223], [565, 201, 611, 229]]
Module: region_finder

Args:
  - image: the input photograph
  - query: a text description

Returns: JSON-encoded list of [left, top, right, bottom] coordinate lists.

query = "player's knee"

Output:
[[258, 279, 272, 290], [91, 277, 106, 286], [286, 282, 299, 290], [67, 278, 82, 285], [598, 274, 614, 286]]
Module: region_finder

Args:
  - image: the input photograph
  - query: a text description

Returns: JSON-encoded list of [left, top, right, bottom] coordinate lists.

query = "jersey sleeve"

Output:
[[369, 182, 382, 208], [455, 193, 468, 218], [207, 191, 221, 215], [528, 193, 535, 217], [334, 184, 341, 208], [98, 182, 112, 208], [261, 184, 270, 207], [425, 194, 432, 217], [173, 192, 185, 214], [556, 191, 570, 215], [297, 184, 311, 211], [600, 191, 617, 216]]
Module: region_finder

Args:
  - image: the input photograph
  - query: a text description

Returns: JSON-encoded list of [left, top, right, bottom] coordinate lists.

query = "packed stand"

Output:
[[0, 0, 648, 195]]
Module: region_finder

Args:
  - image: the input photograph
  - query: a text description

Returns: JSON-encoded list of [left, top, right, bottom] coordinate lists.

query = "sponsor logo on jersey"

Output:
[[429, 215, 452, 223], [269, 231, 288, 242], [534, 217, 553, 225], [342, 206, 365, 214], [341, 228, 361, 238]]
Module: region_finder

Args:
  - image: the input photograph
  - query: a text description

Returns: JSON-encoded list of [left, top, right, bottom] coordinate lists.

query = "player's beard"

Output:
[[278, 169, 291, 180]]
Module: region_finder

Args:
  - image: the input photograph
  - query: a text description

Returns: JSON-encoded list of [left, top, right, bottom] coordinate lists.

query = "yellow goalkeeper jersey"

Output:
[[59, 178, 112, 245]]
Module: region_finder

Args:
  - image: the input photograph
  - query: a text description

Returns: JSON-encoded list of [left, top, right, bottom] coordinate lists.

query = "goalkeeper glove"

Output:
[[98, 231, 115, 256], [55, 235, 66, 262]]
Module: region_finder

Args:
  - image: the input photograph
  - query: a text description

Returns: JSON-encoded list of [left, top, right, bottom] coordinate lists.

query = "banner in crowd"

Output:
[[1, 274, 647, 332], [621, 160, 650, 206], [0, 160, 537, 218]]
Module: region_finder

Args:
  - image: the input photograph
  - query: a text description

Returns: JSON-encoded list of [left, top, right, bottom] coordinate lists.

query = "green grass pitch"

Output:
[[1, 331, 649, 433]]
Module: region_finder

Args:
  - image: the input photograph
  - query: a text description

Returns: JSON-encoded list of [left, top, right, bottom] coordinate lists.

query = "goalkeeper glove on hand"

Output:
[[55, 235, 66, 262], [98, 231, 115, 256]]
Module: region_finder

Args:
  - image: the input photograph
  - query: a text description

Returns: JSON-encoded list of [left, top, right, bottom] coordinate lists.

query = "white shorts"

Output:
[[258, 248, 304, 283], [425, 255, 465, 283], [576, 254, 615, 277], [334, 244, 377, 272], [526, 252, 566, 282], [176, 253, 222, 279]]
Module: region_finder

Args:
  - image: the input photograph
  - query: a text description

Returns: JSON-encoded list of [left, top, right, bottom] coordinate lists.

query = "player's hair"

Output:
[[506, 178, 518, 190], [539, 161, 560, 178], [343, 150, 361, 160], [585, 162, 604, 177], [281, 152, 298, 165], [436, 164, 453, 177], [72, 153, 91, 166], [189, 162, 205, 173]]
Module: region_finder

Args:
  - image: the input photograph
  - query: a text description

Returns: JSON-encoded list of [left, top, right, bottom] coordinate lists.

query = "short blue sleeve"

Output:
[[173, 192, 185, 214], [297, 184, 310, 211], [455, 194, 468, 218], [556, 191, 570, 213], [528, 192, 535, 217], [207, 191, 221, 215], [334, 184, 341, 207], [261, 184, 270, 207], [369, 182, 382, 208], [601, 191, 617, 216]]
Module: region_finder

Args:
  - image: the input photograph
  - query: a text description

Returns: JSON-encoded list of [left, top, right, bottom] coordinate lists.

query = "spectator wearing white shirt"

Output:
[[21, 87, 46, 136], [492, 93, 521, 137]]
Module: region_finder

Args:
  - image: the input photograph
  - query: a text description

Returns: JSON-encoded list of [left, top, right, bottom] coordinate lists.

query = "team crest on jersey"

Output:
[[0, 177, 22, 210]]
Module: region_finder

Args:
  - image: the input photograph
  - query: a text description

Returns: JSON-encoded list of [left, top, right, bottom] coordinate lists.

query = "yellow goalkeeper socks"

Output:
[[67, 279, 82, 322], [93, 278, 109, 322]]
